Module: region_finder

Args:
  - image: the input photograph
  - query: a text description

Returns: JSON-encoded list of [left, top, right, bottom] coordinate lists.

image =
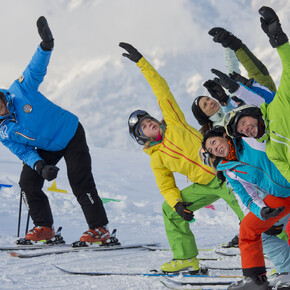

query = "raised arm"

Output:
[[208, 27, 276, 92], [259, 7, 290, 107], [119, 42, 187, 125], [19, 16, 54, 92], [211, 69, 268, 107]]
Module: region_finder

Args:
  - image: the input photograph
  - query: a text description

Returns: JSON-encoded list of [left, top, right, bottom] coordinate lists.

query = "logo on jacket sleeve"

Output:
[[23, 104, 32, 113]]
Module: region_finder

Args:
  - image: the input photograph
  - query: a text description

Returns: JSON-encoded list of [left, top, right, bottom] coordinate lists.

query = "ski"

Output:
[[204, 265, 271, 271], [206, 266, 243, 270], [143, 246, 213, 252], [0, 226, 67, 251], [160, 280, 219, 290], [162, 277, 290, 290], [0, 243, 71, 251], [52, 264, 244, 278], [9, 242, 159, 258], [146, 245, 241, 259], [163, 276, 235, 286], [214, 248, 240, 257]]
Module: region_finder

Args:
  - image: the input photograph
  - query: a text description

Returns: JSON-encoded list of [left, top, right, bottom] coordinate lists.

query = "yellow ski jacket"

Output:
[[137, 57, 215, 209]]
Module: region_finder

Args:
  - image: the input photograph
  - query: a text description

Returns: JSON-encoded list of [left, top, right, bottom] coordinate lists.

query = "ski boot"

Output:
[[268, 272, 290, 288], [16, 226, 55, 245], [221, 234, 239, 248], [72, 228, 120, 248], [161, 257, 201, 274], [228, 274, 269, 290]]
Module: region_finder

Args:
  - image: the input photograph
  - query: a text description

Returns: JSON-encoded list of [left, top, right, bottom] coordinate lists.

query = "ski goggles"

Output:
[[199, 147, 211, 167], [223, 105, 257, 138]]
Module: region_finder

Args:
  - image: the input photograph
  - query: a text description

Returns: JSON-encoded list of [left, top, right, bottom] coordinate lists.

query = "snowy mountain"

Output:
[[0, 0, 287, 289]]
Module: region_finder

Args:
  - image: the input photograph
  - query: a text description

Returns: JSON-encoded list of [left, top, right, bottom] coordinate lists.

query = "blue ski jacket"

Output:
[[0, 45, 79, 169], [216, 138, 290, 219]]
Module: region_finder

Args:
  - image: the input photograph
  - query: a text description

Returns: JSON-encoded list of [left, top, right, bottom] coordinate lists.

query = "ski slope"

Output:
[[0, 0, 286, 289], [0, 145, 275, 289]]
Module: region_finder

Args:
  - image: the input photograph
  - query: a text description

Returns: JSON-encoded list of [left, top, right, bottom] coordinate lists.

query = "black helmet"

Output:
[[223, 105, 263, 138], [128, 110, 153, 145]]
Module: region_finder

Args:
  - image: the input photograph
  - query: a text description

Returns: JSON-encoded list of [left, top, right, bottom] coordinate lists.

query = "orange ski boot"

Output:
[[25, 226, 55, 241], [80, 226, 110, 244]]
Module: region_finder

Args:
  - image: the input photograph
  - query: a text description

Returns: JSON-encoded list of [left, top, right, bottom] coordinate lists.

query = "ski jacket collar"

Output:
[[209, 106, 224, 124]]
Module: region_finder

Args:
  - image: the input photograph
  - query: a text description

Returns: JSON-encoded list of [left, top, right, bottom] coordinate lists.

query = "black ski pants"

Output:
[[19, 122, 109, 229]]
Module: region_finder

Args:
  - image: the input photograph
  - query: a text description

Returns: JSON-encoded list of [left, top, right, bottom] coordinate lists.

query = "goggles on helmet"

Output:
[[198, 147, 211, 167], [223, 104, 261, 138]]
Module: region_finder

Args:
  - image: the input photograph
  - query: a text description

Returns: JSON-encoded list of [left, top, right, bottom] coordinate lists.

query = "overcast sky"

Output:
[[0, 0, 287, 150]]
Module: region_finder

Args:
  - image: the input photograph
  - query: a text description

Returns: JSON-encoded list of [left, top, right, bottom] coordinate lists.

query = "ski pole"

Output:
[[25, 211, 30, 234], [17, 190, 23, 237]]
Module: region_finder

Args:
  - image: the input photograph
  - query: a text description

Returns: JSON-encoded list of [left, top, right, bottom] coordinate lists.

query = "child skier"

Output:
[[120, 42, 244, 273]]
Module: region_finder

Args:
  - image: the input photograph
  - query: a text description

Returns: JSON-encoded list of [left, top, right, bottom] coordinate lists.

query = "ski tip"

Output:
[[9, 252, 20, 258]]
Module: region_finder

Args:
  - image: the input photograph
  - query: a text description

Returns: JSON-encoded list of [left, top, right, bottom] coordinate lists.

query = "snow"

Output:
[[0, 145, 276, 290], [0, 0, 285, 289]]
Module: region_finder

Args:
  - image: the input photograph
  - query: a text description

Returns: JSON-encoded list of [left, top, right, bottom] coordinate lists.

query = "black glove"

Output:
[[119, 42, 143, 63], [229, 72, 254, 88], [231, 96, 245, 107], [264, 224, 284, 236], [259, 6, 288, 48], [203, 80, 229, 105], [208, 27, 242, 51], [211, 69, 240, 94], [260, 206, 285, 220], [37, 16, 54, 51], [34, 160, 59, 181], [175, 202, 194, 221]]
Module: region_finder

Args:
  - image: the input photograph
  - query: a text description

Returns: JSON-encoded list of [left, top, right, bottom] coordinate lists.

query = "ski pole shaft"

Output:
[[25, 212, 30, 234], [17, 190, 23, 237]]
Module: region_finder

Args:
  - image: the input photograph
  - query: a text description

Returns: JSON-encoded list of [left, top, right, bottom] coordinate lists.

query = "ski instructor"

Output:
[[0, 16, 111, 244]]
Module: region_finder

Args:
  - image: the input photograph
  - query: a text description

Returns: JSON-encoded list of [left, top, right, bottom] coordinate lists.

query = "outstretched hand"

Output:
[[203, 79, 229, 105], [229, 72, 253, 88], [119, 42, 143, 63], [208, 27, 242, 51], [211, 69, 239, 94], [37, 16, 54, 51], [258, 6, 288, 48]]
